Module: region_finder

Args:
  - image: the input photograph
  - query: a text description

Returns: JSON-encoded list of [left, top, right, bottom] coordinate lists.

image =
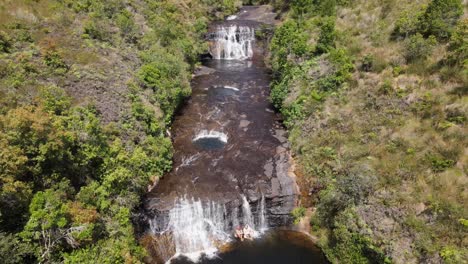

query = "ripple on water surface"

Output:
[[170, 230, 329, 264]]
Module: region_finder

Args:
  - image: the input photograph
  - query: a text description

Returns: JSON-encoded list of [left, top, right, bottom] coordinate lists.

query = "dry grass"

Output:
[[292, 0, 467, 261]]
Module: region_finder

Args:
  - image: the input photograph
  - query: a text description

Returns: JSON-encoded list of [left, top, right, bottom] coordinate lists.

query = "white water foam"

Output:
[[211, 25, 255, 60], [176, 153, 202, 172], [258, 194, 268, 232], [222, 85, 240, 91], [166, 198, 231, 262], [193, 130, 228, 143], [150, 195, 269, 263], [226, 15, 237, 20], [241, 195, 254, 228]]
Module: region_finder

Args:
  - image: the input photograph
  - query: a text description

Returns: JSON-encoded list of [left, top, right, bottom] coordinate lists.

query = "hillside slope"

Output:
[[265, 0, 467, 263], [0, 0, 241, 263]]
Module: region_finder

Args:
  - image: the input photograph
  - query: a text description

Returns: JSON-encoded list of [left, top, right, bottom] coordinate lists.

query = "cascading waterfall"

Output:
[[210, 25, 255, 60], [258, 194, 268, 231], [159, 198, 230, 262], [241, 195, 255, 228], [150, 196, 268, 261]]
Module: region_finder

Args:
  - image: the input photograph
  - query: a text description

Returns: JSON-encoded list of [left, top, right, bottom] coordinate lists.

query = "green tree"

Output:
[[418, 0, 463, 40], [21, 182, 73, 262]]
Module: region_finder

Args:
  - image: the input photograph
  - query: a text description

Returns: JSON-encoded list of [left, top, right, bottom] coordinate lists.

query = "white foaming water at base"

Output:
[[150, 196, 269, 263], [193, 130, 228, 143], [211, 25, 255, 60]]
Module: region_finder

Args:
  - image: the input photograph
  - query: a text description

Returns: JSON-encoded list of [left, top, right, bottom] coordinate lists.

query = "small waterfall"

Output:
[[258, 194, 268, 231], [241, 195, 254, 228], [193, 130, 228, 143], [148, 195, 270, 262], [210, 25, 255, 60], [165, 198, 230, 262]]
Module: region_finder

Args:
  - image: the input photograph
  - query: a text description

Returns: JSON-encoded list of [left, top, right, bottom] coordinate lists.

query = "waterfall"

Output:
[[193, 130, 228, 143], [210, 25, 255, 60], [164, 198, 231, 262], [148, 195, 270, 261], [241, 195, 254, 228], [258, 194, 268, 231]]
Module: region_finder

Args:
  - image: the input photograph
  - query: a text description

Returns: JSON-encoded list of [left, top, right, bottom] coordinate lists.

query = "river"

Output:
[[139, 6, 327, 264]]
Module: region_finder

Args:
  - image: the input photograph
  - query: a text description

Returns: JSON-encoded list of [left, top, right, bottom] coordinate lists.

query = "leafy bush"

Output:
[[292, 206, 307, 224], [317, 48, 353, 91], [378, 80, 394, 95], [417, 0, 463, 41], [83, 18, 111, 41], [440, 246, 464, 264], [270, 20, 312, 75], [0, 232, 33, 264], [40, 86, 71, 115], [271, 78, 290, 109], [0, 31, 11, 53], [291, 0, 315, 18], [393, 9, 424, 39], [426, 153, 455, 172], [116, 10, 138, 43], [446, 19, 468, 67], [316, 17, 336, 54], [403, 33, 437, 62]]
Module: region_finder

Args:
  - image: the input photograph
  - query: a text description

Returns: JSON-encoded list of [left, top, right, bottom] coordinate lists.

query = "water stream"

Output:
[[141, 6, 325, 264]]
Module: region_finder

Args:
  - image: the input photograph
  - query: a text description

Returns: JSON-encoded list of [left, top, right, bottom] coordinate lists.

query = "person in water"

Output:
[[243, 224, 254, 240], [234, 226, 244, 241]]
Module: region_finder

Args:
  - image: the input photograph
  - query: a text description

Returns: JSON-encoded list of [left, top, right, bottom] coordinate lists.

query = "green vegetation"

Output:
[[0, 0, 240, 262], [291, 206, 307, 224], [268, 0, 467, 263]]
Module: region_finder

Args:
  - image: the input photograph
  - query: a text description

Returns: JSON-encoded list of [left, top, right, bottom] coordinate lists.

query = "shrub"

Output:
[[440, 246, 464, 264], [378, 80, 394, 95], [116, 10, 138, 43], [40, 86, 71, 115], [270, 78, 290, 109], [446, 19, 468, 67], [393, 9, 423, 39], [292, 206, 307, 224], [317, 48, 353, 91], [83, 19, 110, 41], [43, 50, 68, 71], [270, 20, 311, 75], [426, 153, 455, 172], [0, 31, 11, 53], [316, 17, 336, 54], [403, 33, 437, 62], [417, 0, 463, 41]]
